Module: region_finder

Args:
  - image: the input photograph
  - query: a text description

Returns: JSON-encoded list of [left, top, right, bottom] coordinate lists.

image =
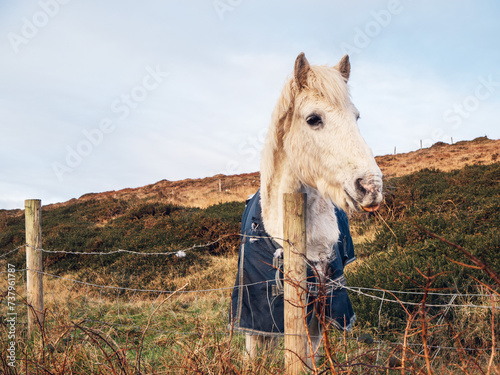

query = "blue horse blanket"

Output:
[[230, 190, 356, 336]]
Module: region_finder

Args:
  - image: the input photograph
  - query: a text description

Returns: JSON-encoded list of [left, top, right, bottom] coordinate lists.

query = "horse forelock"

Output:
[[305, 65, 351, 109]]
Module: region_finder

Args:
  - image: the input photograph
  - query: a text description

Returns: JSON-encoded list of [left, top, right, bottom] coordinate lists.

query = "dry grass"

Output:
[[147, 253, 238, 292], [3, 228, 500, 374], [2, 264, 499, 374], [377, 136, 500, 179]]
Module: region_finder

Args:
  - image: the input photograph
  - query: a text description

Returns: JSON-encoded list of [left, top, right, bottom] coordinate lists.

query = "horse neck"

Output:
[[260, 149, 301, 241], [260, 155, 340, 265]]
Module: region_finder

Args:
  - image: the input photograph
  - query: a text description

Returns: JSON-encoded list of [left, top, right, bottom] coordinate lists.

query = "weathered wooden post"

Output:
[[283, 193, 308, 374], [25, 199, 43, 336]]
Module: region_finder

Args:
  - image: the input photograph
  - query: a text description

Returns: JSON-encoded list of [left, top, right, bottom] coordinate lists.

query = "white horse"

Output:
[[247, 53, 383, 361]]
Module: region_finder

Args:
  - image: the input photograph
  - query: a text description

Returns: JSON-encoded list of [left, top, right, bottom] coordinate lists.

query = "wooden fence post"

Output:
[[283, 193, 308, 374], [25, 199, 43, 336]]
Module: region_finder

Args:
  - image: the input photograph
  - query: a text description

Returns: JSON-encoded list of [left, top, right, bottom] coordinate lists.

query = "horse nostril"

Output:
[[355, 178, 366, 195]]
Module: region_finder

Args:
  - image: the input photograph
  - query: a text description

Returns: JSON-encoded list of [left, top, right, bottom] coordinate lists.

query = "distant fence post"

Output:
[[283, 193, 308, 374], [25, 199, 43, 336]]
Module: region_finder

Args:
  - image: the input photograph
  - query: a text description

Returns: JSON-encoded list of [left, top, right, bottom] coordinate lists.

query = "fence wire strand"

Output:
[[0, 244, 26, 259], [2, 236, 498, 307], [2, 233, 287, 257], [3, 238, 500, 361], [6, 267, 498, 310]]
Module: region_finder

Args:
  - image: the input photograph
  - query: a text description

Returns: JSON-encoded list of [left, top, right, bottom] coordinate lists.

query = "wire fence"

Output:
[[3, 266, 498, 310], [3, 273, 497, 356], [1, 238, 498, 304], [2, 237, 500, 357]]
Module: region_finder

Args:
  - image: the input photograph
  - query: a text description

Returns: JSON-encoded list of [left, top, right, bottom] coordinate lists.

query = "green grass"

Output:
[[347, 163, 500, 345], [1, 200, 245, 290]]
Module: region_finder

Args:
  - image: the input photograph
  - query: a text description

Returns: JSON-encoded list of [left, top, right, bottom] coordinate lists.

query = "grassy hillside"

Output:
[[1, 199, 245, 291], [1, 146, 500, 373], [376, 136, 500, 178], [347, 162, 500, 343], [2, 162, 499, 306]]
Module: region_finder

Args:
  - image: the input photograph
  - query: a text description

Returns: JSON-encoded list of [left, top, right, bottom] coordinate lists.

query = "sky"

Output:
[[1, 0, 499, 210]]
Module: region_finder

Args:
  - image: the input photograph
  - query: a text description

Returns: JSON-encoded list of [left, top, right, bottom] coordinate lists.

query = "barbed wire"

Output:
[[7, 268, 497, 310], [0, 239, 498, 309], [25, 234, 238, 256], [0, 244, 27, 259], [3, 239, 499, 308], [353, 285, 492, 298], [1, 233, 288, 258], [342, 283, 499, 310]]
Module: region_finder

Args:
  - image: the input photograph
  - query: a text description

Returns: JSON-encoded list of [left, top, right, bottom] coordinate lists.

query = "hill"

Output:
[[376, 136, 499, 179], [0, 136, 495, 219], [348, 162, 500, 334], [1, 137, 499, 373], [2, 154, 499, 329], [45, 136, 500, 211], [1, 136, 499, 291]]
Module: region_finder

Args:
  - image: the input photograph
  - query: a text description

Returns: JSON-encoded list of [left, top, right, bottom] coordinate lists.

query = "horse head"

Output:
[[280, 53, 383, 212]]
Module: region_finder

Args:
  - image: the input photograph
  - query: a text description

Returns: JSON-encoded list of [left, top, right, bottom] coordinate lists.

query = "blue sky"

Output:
[[1, 0, 499, 209]]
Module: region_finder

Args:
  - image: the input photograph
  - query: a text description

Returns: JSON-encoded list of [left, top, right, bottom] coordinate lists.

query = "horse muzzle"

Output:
[[352, 175, 383, 212]]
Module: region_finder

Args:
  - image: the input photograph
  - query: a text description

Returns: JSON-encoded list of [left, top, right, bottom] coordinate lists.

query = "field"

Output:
[[1, 137, 500, 374]]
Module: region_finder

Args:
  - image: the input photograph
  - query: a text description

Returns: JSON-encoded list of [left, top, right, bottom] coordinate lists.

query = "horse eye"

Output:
[[306, 114, 323, 127]]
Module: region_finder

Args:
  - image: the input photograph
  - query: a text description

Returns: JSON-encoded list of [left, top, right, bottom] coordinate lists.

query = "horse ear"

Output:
[[335, 54, 350, 82], [294, 52, 310, 89]]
